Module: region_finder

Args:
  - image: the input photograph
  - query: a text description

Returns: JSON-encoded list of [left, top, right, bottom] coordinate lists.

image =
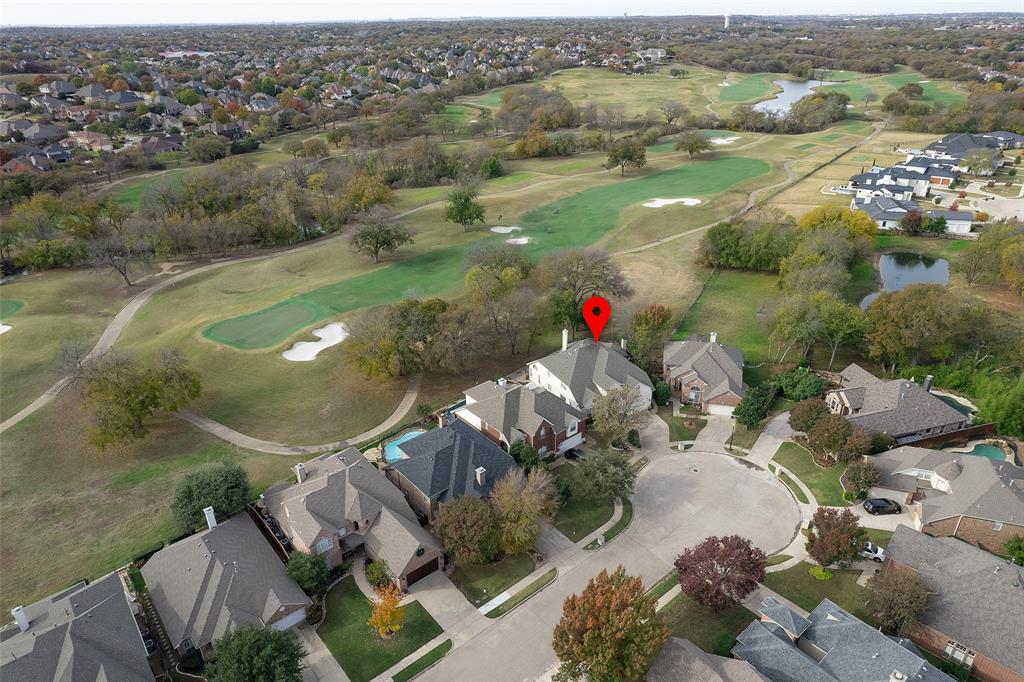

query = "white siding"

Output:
[[270, 609, 306, 631]]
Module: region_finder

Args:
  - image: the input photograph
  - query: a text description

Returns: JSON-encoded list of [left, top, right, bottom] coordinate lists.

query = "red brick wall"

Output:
[[923, 516, 1024, 555]]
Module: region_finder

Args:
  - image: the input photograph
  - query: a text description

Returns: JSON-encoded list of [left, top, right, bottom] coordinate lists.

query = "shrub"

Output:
[[809, 565, 833, 581], [287, 553, 330, 594], [510, 441, 541, 470], [845, 458, 882, 497], [654, 381, 671, 406], [712, 635, 736, 657], [365, 560, 392, 588], [775, 368, 824, 401], [838, 427, 872, 462], [734, 384, 779, 430], [788, 398, 829, 433], [870, 432, 895, 454], [627, 429, 642, 448]]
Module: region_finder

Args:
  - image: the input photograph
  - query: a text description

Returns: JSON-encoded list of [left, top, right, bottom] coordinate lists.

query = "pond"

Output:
[[860, 251, 949, 308], [753, 79, 837, 114]]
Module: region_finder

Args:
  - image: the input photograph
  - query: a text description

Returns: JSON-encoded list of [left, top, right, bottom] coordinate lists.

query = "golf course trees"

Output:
[[674, 130, 712, 158], [443, 181, 486, 232], [811, 292, 867, 370], [590, 385, 651, 449], [552, 566, 669, 682], [171, 462, 251, 532], [536, 248, 633, 324], [350, 209, 415, 263], [796, 206, 877, 239], [574, 450, 636, 505], [205, 627, 305, 682], [344, 298, 450, 377], [806, 506, 865, 568], [343, 172, 394, 213], [867, 569, 930, 635], [491, 468, 559, 556], [658, 100, 688, 125], [605, 137, 647, 176], [864, 284, 966, 372], [433, 497, 501, 565], [674, 535, 767, 613]]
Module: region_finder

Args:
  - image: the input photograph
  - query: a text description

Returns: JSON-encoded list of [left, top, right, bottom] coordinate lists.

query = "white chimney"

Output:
[[710, 332, 718, 344], [561, 328, 569, 351], [295, 462, 306, 483], [203, 506, 217, 530], [890, 672, 908, 682], [923, 375, 934, 393], [11, 606, 29, 633], [475, 466, 487, 486], [497, 377, 507, 388], [620, 338, 627, 350]]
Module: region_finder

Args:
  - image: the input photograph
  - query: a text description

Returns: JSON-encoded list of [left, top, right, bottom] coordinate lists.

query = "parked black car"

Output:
[[563, 448, 585, 461], [863, 498, 901, 515]]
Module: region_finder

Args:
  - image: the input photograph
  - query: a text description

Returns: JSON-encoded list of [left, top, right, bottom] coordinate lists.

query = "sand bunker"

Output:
[[919, 80, 931, 83], [719, 82, 731, 87], [643, 198, 703, 208], [490, 226, 523, 234], [709, 136, 740, 145], [506, 237, 531, 245], [282, 322, 349, 362], [0, 324, 10, 335]]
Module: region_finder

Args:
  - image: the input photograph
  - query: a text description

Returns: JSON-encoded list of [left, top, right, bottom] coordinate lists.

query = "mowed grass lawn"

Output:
[[773, 442, 847, 506], [449, 553, 535, 606], [764, 562, 875, 624], [551, 465, 614, 542], [661, 593, 757, 653], [719, 73, 779, 102], [205, 156, 770, 349], [318, 576, 443, 682], [656, 405, 707, 442]]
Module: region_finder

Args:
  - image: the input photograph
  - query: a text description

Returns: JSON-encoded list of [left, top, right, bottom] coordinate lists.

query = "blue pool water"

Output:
[[383, 430, 425, 462], [946, 444, 1006, 461]]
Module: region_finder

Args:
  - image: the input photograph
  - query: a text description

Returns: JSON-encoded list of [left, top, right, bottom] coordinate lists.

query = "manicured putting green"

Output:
[[0, 299, 24, 317], [719, 74, 777, 102], [205, 156, 770, 350], [822, 133, 843, 141]]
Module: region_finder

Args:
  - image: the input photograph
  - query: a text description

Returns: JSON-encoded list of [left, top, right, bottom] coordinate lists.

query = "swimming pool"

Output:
[[935, 394, 974, 416], [948, 444, 1006, 461], [383, 430, 426, 463]]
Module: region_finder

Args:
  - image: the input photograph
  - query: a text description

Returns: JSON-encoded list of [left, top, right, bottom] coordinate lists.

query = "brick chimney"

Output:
[[203, 506, 217, 530], [295, 462, 306, 483], [10, 606, 29, 633], [475, 466, 487, 487]]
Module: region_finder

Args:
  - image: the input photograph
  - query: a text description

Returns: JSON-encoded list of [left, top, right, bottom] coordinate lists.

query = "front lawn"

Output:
[[763, 561, 875, 625], [661, 593, 757, 654], [550, 465, 615, 542], [864, 528, 894, 548], [317, 576, 443, 682], [773, 442, 847, 506], [585, 498, 633, 549], [486, 568, 557, 618], [449, 553, 535, 606], [655, 405, 707, 442]]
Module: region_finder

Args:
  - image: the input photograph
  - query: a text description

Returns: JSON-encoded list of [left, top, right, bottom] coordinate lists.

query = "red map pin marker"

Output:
[[582, 296, 610, 342]]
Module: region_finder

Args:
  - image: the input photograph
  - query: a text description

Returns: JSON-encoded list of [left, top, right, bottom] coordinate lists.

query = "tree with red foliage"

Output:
[[674, 535, 767, 613], [805, 507, 865, 568], [552, 566, 668, 682]]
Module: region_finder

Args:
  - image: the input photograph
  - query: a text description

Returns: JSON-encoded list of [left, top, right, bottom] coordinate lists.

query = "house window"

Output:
[[945, 642, 975, 668], [315, 537, 333, 555], [567, 420, 578, 436], [992, 521, 1004, 531]]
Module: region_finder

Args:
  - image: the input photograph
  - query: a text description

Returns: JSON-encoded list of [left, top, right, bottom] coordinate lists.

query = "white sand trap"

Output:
[[643, 198, 703, 208], [919, 80, 931, 83], [282, 323, 349, 362], [506, 237, 531, 244], [490, 226, 523, 234], [719, 82, 731, 87], [0, 323, 10, 335], [710, 136, 740, 145]]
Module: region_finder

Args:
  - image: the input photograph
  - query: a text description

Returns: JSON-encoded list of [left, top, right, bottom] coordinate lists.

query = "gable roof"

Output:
[[0, 573, 152, 682], [648, 637, 767, 681], [530, 340, 653, 409], [886, 526, 1024, 675], [141, 513, 309, 650], [390, 420, 518, 502], [663, 336, 746, 401], [460, 380, 587, 442]]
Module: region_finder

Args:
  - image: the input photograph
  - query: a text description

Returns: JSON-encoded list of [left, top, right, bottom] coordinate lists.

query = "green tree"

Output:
[[806, 506, 864, 568], [590, 385, 651, 449], [605, 137, 647, 176], [175, 88, 201, 106], [806, 414, 851, 464], [170, 462, 251, 531], [350, 209, 414, 263], [574, 450, 636, 505], [845, 459, 881, 497], [1006, 534, 1024, 566], [509, 441, 541, 470], [733, 383, 777, 430], [552, 566, 669, 682], [491, 468, 559, 555], [812, 292, 867, 369], [442, 182, 486, 232], [867, 569, 930, 635], [774, 367, 824, 401], [187, 135, 229, 162], [865, 284, 967, 372], [628, 304, 673, 373], [205, 627, 304, 682], [788, 398, 830, 433], [433, 496, 500, 564], [343, 173, 394, 213], [287, 552, 330, 594], [674, 130, 712, 158]]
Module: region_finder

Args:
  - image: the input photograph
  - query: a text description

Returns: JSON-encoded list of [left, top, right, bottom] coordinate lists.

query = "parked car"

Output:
[[860, 540, 886, 562], [863, 498, 901, 515], [563, 448, 585, 461]]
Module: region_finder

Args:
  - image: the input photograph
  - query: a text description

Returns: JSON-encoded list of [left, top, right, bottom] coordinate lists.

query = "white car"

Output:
[[860, 540, 886, 562]]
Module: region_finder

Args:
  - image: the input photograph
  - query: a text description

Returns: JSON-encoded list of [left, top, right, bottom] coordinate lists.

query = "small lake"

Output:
[[754, 79, 836, 114], [860, 252, 949, 308]]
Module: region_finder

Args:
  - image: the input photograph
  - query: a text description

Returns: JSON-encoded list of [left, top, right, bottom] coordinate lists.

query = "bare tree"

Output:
[[658, 100, 688, 125], [86, 232, 154, 286]]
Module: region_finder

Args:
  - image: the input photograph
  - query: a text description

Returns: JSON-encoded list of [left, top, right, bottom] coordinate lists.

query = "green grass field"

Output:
[[0, 299, 25, 317], [449, 553, 535, 606], [773, 442, 847, 506], [764, 562, 875, 624], [719, 73, 778, 102], [662, 593, 756, 653], [551, 465, 614, 542]]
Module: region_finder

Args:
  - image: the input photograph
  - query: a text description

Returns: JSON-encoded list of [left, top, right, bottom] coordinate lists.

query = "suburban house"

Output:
[[67, 130, 113, 151], [825, 365, 972, 444], [262, 448, 444, 590], [455, 378, 588, 455], [527, 332, 654, 412], [732, 596, 954, 681], [868, 447, 1024, 554], [0, 572, 153, 681], [647, 637, 767, 681], [847, 160, 957, 200], [980, 131, 1024, 149], [883, 526, 1024, 681], [662, 332, 747, 416], [923, 132, 1001, 161], [385, 420, 518, 520], [142, 511, 310, 660], [850, 196, 974, 234]]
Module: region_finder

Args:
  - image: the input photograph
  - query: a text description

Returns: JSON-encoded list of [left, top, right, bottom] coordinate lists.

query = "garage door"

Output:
[[405, 557, 440, 587], [707, 404, 735, 416], [270, 608, 307, 631]]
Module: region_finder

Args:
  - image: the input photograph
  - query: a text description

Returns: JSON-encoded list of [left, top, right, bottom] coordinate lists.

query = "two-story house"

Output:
[[663, 332, 747, 416]]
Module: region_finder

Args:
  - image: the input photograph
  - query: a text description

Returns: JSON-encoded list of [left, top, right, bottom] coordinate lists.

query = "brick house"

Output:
[[662, 333, 746, 416], [384, 420, 518, 521], [262, 448, 443, 590], [455, 379, 588, 455], [883, 526, 1024, 682], [868, 446, 1024, 554]]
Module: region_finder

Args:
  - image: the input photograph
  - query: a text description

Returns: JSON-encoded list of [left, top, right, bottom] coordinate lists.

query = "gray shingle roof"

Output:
[[0, 573, 153, 682], [663, 336, 746, 401], [647, 637, 767, 681], [886, 526, 1024, 675], [530, 340, 653, 409], [733, 597, 953, 682], [827, 364, 969, 439], [460, 381, 587, 443], [141, 513, 309, 650], [390, 420, 517, 502]]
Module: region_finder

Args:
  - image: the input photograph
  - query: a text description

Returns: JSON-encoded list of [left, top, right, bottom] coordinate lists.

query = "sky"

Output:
[[0, 0, 1020, 26]]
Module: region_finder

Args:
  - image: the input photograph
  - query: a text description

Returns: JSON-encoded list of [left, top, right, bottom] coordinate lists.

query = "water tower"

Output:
[[724, 14, 731, 29]]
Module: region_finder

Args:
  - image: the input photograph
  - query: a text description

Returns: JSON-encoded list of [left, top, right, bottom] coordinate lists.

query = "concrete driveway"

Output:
[[296, 622, 349, 682]]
